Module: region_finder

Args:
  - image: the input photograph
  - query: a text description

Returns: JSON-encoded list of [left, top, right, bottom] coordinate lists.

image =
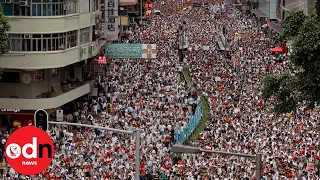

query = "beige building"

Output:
[[0, 0, 103, 112]]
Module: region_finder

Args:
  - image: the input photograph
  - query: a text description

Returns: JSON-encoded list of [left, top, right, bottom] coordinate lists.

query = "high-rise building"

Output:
[[0, 0, 104, 126]]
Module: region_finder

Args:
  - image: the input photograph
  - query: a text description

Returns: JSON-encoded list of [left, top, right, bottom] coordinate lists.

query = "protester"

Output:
[[1, 0, 319, 179]]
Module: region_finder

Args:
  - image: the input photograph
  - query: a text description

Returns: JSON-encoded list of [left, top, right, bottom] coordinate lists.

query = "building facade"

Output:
[[252, 0, 315, 34], [0, 0, 104, 126]]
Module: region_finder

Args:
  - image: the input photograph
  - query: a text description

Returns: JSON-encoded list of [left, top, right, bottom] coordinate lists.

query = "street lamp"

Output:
[[171, 145, 262, 180]]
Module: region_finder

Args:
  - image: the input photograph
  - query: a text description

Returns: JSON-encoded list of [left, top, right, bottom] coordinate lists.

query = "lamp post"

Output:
[[171, 145, 262, 180], [140, 0, 143, 25], [48, 121, 141, 179]]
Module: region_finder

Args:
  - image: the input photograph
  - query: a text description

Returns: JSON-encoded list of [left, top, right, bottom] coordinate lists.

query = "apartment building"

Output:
[[252, 0, 315, 34], [0, 0, 103, 126]]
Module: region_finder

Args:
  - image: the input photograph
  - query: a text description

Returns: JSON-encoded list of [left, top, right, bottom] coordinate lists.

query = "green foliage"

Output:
[[0, 5, 11, 55], [0, 5, 10, 77], [316, 0, 320, 19], [262, 72, 298, 114], [262, 9, 320, 114], [283, 10, 306, 40], [291, 13, 320, 109]]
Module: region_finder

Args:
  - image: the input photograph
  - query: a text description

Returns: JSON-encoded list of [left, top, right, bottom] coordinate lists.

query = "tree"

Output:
[[261, 9, 320, 114], [0, 5, 11, 80], [0, 5, 11, 54], [283, 10, 306, 40]]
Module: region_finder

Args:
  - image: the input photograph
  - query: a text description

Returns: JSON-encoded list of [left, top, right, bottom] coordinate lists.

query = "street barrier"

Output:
[[175, 104, 202, 144]]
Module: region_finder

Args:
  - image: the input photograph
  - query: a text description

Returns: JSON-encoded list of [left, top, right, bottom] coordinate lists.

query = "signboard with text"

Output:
[[105, 44, 157, 59], [143, 0, 154, 18], [104, 0, 119, 41]]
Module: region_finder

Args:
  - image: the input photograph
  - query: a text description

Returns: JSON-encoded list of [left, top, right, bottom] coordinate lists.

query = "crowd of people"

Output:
[[1, 0, 319, 179]]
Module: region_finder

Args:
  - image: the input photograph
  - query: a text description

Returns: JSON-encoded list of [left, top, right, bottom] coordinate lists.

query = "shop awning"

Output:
[[269, 21, 283, 34], [252, 9, 268, 18], [270, 46, 283, 53]]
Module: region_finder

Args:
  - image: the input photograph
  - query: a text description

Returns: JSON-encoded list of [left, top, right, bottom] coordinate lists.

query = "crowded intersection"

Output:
[[0, 0, 319, 179]]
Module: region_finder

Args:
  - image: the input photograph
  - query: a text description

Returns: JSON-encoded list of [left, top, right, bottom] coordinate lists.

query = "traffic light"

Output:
[[223, 27, 228, 35], [34, 109, 48, 131]]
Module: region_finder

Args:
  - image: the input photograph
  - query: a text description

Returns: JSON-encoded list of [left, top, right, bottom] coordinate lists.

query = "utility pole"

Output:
[[171, 145, 263, 180], [140, 0, 143, 25]]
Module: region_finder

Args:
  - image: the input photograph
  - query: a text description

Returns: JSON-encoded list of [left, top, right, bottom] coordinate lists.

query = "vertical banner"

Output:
[[104, 0, 119, 41]]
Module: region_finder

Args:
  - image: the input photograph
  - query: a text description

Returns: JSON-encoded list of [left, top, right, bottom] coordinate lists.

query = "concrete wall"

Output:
[[0, 42, 99, 69]]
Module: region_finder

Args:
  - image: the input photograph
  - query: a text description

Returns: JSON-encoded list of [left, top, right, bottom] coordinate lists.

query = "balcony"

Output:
[[7, 11, 100, 34], [0, 42, 100, 70], [0, 82, 91, 110]]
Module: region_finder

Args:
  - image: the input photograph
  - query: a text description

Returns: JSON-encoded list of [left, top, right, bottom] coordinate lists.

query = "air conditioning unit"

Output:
[[5, 0, 12, 3], [80, 47, 86, 55], [90, 45, 95, 52], [20, 0, 28, 6]]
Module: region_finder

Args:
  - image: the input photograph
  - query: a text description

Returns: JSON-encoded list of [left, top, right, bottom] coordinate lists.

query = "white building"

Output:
[[0, 0, 104, 126]]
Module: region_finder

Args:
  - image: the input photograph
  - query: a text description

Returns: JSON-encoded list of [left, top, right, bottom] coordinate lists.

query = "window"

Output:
[[0, 0, 78, 17], [0, 72, 20, 84], [64, 0, 78, 15], [7, 31, 75, 52], [80, 0, 89, 14], [67, 30, 77, 48], [8, 34, 22, 51], [92, 25, 97, 42], [80, 27, 90, 45]]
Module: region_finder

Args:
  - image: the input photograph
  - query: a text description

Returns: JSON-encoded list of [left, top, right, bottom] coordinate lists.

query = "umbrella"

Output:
[[270, 46, 283, 53]]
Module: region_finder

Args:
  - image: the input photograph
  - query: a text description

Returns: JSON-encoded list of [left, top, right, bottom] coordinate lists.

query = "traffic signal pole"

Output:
[[171, 145, 262, 180], [47, 121, 141, 179]]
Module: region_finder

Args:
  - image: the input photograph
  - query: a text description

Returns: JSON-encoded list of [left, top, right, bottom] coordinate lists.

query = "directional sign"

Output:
[[143, 0, 154, 9], [145, 9, 153, 18]]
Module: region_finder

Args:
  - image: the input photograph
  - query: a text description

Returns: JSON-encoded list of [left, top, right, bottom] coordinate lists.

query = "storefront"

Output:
[[0, 109, 35, 128]]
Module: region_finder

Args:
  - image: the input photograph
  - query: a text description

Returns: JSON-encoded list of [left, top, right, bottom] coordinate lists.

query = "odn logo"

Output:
[[5, 126, 54, 175]]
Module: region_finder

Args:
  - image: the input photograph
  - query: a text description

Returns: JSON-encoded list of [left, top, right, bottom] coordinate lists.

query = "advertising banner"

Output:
[[105, 44, 157, 59], [104, 0, 119, 41]]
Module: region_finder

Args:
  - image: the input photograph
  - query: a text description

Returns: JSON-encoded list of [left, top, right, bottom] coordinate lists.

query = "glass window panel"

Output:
[[43, 39, 47, 51], [13, 4, 20, 16], [47, 4, 52, 16], [43, 4, 47, 16], [32, 39, 37, 51], [26, 39, 31, 51], [37, 39, 42, 51], [33, 34, 41, 38], [43, 34, 51, 38], [11, 39, 21, 51], [52, 4, 56, 15], [32, 0, 41, 2], [3, 4, 13, 16], [26, 6, 31, 16], [32, 4, 37, 16], [48, 39, 52, 50], [37, 4, 41, 16]]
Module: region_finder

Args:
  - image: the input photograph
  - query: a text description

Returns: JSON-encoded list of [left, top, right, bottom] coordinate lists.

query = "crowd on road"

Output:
[[1, 0, 320, 179]]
